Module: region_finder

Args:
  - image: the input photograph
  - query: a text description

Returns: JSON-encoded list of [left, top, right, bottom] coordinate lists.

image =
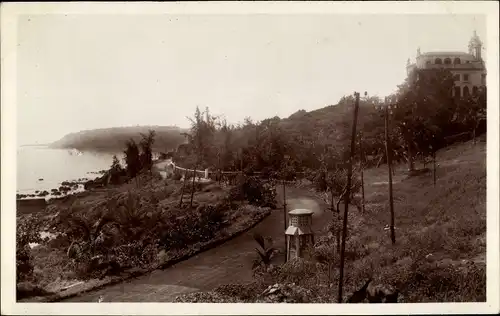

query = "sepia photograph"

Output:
[[1, 2, 499, 315]]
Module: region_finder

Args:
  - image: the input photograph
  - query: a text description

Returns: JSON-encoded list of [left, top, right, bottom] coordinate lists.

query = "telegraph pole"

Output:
[[359, 132, 366, 213], [385, 97, 396, 245], [283, 155, 290, 263], [338, 91, 361, 303]]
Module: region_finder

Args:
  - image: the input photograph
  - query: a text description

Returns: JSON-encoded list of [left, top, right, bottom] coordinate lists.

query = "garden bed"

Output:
[[17, 176, 276, 302], [27, 205, 271, 302]]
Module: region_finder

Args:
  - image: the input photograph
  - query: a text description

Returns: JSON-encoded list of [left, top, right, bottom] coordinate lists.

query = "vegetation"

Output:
[[19, 63, 486, 303], [49, 126, 187, 153], [17, 173, 275, 300], [17, 122, 278, 300], [173, 68, 486, 303], [176, 139, 486, 303]]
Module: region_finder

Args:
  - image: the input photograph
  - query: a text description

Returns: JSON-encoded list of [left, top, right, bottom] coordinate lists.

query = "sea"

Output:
[[17, 145, 119, 197]]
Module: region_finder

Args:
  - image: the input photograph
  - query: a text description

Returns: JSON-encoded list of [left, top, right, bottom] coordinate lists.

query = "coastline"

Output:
[[16, 158, 170, 216]]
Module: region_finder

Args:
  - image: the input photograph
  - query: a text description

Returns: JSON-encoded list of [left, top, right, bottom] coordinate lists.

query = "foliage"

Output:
[[252, 233, 277, 270], [228, 175, 277, 208], [50, 126, 186, 153], [16, 216, 42, 282], [124, 139, 141, 178], [139, 130, 156, 172], [108, 155, 126, 185], [159, 202, 228, 250]]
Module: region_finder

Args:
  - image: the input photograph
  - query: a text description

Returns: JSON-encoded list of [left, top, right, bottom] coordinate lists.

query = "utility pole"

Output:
[[283, 155, 290, 263], [359, 132, 366, 213], [338, 91, 361, 303], [385, 97, 396, 245]]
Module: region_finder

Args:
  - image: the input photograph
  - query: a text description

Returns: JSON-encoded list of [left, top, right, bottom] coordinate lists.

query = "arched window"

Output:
[[453, 57, 461, 64], [472, 86, 478, 96], [425, 60, 431, 66], [463, 86, 470, 97], [435, 58, 442, 64], [454, 86, 461, 98], [444, 58, 452, 64]]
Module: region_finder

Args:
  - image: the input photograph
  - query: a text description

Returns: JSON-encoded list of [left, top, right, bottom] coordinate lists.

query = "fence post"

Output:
[[205, 168, 209, 179]]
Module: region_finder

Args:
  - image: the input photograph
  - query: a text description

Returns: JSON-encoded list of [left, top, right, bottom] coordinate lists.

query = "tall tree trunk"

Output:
[[338, 92, 360, 303], [360, 165, 365, 213], [189, 165, 197, 208], [283, 179, 287, 263], [385, 106, 396, 245]]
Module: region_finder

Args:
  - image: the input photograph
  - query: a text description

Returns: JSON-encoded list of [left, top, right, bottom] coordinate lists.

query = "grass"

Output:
[[337, 139, 487, 302], [176, 139, 486, 303]]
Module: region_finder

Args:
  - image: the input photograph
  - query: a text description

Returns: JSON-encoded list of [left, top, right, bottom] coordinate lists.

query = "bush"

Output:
[[159, 203, 229, 250], [16, 216, 42, 282], [228, 175, 277, 208], [214, 282, 267, 301]]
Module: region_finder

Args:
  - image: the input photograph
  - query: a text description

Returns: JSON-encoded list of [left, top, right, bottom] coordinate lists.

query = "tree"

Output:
[[183, 107, 219, 207], [124, 139, 141, 179], [139, 130, 156, 173], [393, 68, 455, 171]]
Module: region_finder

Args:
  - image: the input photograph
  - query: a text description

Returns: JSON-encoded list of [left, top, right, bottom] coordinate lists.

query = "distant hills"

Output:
[[50, 126, 188, 153]]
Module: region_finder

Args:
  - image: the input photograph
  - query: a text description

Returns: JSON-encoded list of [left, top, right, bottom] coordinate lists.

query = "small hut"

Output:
[[285, 209, 315, 261]]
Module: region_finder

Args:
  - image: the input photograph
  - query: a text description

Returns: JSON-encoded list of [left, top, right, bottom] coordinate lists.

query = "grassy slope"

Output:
[[344, 137, 486, 302], [177, 138, 486, 303]]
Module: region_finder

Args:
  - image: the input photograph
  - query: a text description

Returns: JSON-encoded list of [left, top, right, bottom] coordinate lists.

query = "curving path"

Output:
[[63, 186, 332, 302]]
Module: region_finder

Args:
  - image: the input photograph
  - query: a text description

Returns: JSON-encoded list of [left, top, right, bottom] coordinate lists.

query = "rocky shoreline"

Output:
[[17, 158, 167, 204], [16, 170, 108, 204]]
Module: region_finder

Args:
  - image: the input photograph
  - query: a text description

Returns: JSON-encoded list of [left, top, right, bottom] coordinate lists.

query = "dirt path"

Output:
[[63, 186, 331, 302]]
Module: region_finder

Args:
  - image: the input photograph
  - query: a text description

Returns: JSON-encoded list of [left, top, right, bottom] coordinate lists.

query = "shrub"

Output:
[[16, 216, 42, 282], [159, 203, 229, 250], [228, 175, 277, 208]]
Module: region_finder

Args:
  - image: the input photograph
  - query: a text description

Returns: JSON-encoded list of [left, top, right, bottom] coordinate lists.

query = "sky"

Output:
[[16, 13, 486, 145]]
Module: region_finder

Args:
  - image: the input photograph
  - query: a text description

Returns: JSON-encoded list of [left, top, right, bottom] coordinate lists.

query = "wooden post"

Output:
[[338, 92, 360, 303], [385, 104, 396, 245], [283, 178, 287, 263], [179, 169, 187, 208], [359, 134, 365, 213]]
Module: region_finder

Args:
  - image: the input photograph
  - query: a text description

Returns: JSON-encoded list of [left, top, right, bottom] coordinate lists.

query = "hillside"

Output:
[[280, 99, 382, 144], [173, 138, 486, 303], [50, 126, 188, 153]]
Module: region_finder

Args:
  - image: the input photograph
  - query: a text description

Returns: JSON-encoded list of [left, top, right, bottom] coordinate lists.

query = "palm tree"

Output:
[[66, 213, 115, 258], [252, 233, 276, 270]]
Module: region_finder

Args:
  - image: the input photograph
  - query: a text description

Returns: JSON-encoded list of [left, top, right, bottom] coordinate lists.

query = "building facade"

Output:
[[406, 31, 486, 98]]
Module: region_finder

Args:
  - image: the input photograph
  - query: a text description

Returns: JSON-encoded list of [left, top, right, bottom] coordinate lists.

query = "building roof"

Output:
[[289, 209, 314, 216], [285, 226, 313, 235], [421, 51, 472, 57]]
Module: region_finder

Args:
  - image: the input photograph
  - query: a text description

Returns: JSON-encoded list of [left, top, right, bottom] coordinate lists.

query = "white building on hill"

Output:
[[406, 31, 486, 98]]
